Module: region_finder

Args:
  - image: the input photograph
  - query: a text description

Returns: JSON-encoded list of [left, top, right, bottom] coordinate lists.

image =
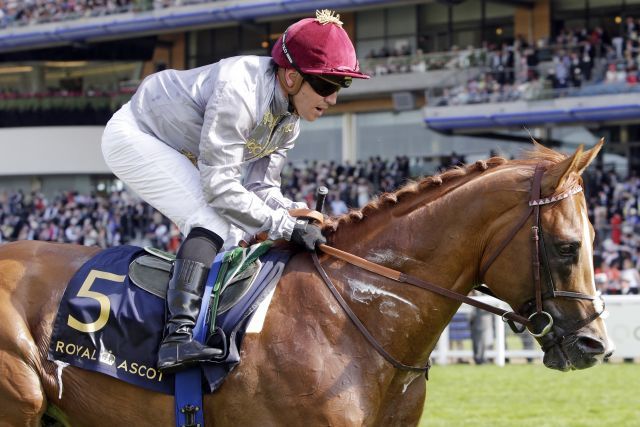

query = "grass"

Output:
[[419, 363, 640, 427]]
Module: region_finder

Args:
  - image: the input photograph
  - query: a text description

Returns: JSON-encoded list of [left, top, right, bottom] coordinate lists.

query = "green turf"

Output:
[[419, 363, 639, 427]]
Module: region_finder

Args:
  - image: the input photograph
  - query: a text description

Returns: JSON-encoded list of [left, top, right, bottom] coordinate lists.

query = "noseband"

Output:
[[478, 164, 605, 349]]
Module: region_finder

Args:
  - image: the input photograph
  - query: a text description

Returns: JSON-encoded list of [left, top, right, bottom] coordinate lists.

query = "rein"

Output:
[[311, 245, 530, 373], [310, 163, 604, 372]]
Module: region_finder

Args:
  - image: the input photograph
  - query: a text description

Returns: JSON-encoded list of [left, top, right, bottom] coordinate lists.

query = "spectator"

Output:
[[469, 302, 493, 365], [619, 257, 640, 291]]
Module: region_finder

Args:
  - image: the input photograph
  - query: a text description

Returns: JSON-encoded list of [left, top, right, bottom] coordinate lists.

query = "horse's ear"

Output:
[[541, 145, 583, 195], [575, 138, 604, 175]]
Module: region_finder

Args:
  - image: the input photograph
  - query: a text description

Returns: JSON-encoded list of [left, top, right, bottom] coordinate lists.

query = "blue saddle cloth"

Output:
[[48, 244, 291, 394]]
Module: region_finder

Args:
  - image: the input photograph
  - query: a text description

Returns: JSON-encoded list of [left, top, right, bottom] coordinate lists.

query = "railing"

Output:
[[431, 295, 640, 365], [360, 48, 488, 77], [426, 74, 640, 107], [0, 90, 132, 111]]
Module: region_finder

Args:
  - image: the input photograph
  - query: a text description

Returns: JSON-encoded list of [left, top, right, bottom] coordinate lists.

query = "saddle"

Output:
[[129, 247, 263, 315]]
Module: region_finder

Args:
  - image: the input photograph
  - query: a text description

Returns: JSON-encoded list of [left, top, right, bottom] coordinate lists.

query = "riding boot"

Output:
[[157, 258, 222, 372]]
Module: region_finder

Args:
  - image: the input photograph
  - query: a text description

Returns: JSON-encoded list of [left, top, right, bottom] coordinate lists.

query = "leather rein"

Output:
[[310, 164, 604, 372]]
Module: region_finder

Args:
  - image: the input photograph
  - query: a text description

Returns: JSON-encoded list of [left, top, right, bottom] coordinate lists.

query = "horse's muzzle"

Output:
[[543, 332, 612, 371]]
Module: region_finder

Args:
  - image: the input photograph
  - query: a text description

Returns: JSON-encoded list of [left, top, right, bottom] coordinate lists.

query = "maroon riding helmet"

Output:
[[271, 10, 370, 83]]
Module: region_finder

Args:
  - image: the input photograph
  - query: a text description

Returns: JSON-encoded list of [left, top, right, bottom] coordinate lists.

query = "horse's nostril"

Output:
[[577, 336, 605, 355]]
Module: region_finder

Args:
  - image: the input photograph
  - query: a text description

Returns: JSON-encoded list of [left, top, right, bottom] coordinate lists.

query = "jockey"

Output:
[[101, 10, 369, 372]]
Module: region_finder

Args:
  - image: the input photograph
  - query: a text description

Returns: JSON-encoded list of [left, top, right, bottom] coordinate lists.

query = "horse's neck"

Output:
[[332, 181, 488, 290], [327, 176, 497, 365]]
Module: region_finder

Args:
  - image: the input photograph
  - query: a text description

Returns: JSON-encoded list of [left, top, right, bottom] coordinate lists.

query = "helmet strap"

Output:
[[277, 67, 303, 113]]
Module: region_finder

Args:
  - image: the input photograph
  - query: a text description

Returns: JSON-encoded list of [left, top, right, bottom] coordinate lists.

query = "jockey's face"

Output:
[[280, 68, 338, 122], [292, 79, 338, 121]]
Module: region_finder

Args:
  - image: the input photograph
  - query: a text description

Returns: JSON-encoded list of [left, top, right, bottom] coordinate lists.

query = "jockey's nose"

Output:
[[325, 91, 338, 105]]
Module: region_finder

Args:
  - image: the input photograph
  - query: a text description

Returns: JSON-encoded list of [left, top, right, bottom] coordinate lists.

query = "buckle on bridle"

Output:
[[528, 311, 554, 338], [501, 312, 527, 333]]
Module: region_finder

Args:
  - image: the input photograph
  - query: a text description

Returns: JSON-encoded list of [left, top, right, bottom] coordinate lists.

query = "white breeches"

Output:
[[101, 102, 231, 243]]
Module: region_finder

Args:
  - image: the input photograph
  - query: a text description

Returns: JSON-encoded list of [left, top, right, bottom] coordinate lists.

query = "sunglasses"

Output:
[[302, 73, 352, 97], [281, 27, 352, 97]]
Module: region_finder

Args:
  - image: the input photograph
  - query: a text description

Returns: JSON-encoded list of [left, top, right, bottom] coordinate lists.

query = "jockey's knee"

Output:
[[176, 227, 223, 266]]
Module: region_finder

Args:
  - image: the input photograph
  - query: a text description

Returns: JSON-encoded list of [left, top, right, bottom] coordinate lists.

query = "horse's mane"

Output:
[[322, 142, 571, 235]]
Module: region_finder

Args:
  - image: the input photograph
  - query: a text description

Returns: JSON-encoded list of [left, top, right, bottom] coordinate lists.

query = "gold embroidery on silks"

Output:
[[282, 123, 295, 133], [261, 111, 280, 128], [244, 111, 295, 160], [246, 139, 264, 157], [180, 149, 198, 167]]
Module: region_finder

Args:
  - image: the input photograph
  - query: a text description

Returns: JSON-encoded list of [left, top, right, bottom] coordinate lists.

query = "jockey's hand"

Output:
[[290, 219, 326, 251]]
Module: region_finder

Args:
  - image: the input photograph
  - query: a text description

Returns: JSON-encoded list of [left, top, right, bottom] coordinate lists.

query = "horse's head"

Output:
[[481, 140, 613, 371]]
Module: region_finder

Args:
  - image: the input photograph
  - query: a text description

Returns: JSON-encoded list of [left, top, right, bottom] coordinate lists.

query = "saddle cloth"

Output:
[[47, 243, 291, 394]]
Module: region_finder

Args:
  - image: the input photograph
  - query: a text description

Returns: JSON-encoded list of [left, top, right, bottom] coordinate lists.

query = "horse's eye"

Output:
[[557, 242, 580, 256]]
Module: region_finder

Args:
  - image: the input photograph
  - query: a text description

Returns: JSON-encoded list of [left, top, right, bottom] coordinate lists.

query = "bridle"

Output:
[[478, 164, 605, 351], [311, 163, 605, 372]]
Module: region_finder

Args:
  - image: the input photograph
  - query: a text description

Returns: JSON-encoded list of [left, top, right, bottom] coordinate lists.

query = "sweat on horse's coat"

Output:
[[0, 141, 613, 426]]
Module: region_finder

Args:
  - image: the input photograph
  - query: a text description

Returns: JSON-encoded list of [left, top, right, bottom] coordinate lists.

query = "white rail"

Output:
[[431, 295, 640, 365]]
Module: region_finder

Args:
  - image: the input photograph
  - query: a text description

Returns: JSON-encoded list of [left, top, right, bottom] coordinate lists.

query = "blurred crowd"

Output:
[[1, 152, 639, 298], [435, 17, 640, 106], [280, 155, 413, 215], [0, 155, 414, 252], [589, 167, 640, 295], [0, 0, 218, 28], [0, 188, 183, 252], [0, 0, 134, 28]]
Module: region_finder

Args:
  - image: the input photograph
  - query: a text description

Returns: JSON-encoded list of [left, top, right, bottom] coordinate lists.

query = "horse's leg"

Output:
[[0, 309, 47, 426]]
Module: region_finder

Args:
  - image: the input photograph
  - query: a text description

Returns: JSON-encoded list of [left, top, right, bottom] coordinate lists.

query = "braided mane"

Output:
[[322, 142, 573, 235]]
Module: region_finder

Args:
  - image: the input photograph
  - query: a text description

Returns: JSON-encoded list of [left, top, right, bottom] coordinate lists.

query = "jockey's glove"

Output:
[[290, 219, 326, 251]]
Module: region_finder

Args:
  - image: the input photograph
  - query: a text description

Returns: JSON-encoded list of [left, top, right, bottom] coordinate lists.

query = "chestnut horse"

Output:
[[0, 142, 612, 426]]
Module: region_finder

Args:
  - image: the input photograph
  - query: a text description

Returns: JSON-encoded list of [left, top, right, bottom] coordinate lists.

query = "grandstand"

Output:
[[0, 2, 638, 227], [2, 0, 640, 186]]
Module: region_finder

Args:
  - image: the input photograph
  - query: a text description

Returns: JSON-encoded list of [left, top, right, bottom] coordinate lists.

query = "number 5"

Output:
[[67, 269, 126, 333]]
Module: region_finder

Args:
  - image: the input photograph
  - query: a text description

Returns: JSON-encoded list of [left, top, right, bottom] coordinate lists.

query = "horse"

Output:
[[0, 141, 613, 426]]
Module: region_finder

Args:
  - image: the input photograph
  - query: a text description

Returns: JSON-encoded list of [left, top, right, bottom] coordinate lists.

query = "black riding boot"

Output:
[[157, 258, 222, 372]]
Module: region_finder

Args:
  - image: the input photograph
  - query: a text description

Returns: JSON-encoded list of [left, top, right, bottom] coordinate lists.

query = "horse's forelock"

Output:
[[522, 142, 568, 164]]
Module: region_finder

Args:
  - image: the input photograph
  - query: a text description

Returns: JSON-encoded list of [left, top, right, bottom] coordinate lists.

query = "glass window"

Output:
[[589, 0, 623, 7], [554, 0, 587, 11], [420, 2, 449, 25], [388, 6, 416, 36], [453, 0, 481, 23], [239, 22, 269, 56], [357, 9, 385, 39], [357, 39, 387, 59], [454, 30, 479, 48], [486, 2, 515, 18], [213, 27, 240, 62]]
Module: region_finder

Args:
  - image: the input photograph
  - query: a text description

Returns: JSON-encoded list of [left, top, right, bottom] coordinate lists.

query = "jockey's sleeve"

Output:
[[198, 78, 298, 241], [244, 148, 308, 211]]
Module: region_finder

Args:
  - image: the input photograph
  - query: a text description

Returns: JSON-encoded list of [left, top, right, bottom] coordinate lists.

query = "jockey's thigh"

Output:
[[101, 102, 230, 241]]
